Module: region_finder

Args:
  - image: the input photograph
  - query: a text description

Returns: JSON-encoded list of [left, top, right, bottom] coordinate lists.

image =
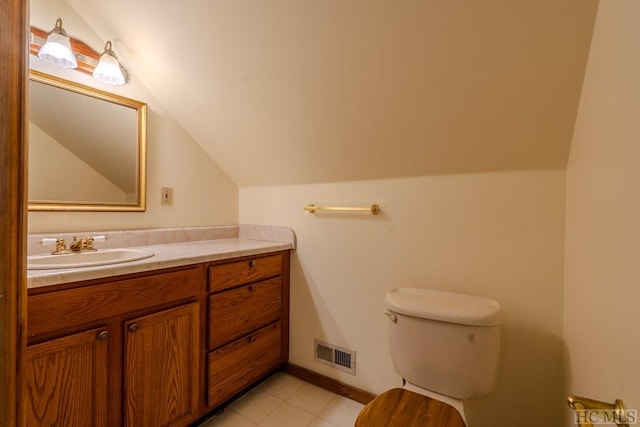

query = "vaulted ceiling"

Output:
[[62, 0, 598, 186]]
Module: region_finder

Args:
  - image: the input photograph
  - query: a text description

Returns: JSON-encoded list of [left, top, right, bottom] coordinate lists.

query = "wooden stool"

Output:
[[355, 388, 466, 427]]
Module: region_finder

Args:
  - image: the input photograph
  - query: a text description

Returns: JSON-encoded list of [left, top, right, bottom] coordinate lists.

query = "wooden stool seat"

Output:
[[355, 388, 466, 427]]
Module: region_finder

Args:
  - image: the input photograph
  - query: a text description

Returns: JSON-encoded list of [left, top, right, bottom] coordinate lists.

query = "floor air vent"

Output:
[[314, 338, 356, 375]]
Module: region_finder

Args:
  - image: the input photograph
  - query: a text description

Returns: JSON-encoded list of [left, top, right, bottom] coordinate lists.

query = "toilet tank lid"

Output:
[[385, 288, 502, 326]]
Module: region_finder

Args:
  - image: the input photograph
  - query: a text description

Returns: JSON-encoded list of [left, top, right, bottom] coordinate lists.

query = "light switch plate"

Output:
[[161, 187, 173, 205]]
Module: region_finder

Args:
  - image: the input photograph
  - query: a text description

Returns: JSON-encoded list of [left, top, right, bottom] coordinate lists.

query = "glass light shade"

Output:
[[93, 42, 126, 86], [38, 23, 77, 69]]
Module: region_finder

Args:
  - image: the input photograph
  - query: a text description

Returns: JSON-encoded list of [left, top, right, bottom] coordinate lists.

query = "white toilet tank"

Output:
[[385, 288, 502, 400]]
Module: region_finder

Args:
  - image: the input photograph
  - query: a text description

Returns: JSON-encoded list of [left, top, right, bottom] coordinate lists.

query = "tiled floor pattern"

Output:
[[199, 373, 365, 427]]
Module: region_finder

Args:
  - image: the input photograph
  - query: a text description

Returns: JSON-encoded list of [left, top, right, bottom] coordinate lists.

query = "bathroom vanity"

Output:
[[25, 228, 293, 427]]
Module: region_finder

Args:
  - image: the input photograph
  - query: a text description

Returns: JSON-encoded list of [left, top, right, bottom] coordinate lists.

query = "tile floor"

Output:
[[199, 373, 365, 427]]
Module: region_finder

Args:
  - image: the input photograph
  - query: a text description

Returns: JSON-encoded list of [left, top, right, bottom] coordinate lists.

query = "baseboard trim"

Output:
[[283, 363, 376, 405]]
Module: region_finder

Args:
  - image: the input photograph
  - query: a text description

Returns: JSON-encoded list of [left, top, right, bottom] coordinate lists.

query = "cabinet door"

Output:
[[25, 327, 109, 427], [124, 302, 200, 427]]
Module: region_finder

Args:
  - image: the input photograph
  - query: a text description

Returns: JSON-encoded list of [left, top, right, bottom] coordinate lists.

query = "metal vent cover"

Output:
[[314, 338, 356, 375], [316, 342, 334, 363]]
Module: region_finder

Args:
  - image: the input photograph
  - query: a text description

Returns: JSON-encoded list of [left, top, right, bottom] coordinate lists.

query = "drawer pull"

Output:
[[249, 285, 256, 292], [128, 324, 138, 333], [249, 336, 256, 343], [97, 330, 109, 341], [248, 260, 257, 268]]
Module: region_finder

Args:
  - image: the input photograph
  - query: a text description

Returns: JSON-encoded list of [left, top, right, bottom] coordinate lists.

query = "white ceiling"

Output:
[[64, 0, 598, 186]]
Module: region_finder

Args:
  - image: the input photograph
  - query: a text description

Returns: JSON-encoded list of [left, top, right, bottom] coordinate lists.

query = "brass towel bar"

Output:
[[568, 394, 632, 427], [304, 204, 380, 215]]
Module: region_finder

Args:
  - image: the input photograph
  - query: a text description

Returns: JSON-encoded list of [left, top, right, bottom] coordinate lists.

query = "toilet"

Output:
[[356, 287, 502, 426]]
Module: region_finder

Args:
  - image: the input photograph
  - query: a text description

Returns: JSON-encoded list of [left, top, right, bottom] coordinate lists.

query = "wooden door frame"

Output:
[[0, 0, 28, 426]]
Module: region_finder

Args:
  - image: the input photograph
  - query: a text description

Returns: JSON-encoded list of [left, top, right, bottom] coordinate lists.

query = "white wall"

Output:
[[28, 0, 238, 233], [240, 170, 566, 427], [564, 0, 640, 422], [29, 122, 127, 203]]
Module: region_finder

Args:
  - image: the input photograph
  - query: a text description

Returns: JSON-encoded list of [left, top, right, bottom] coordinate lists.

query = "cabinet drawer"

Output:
[[28, 266, 202, 340], [209, 277, 282, 349], [207, 321, 282, 408], [208, 254, 282, 293]]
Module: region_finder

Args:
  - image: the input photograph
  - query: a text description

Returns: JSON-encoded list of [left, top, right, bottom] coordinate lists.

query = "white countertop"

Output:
[[27, 238, 292, 290]]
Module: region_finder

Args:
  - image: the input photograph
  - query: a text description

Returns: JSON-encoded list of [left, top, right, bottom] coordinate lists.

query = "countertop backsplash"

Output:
[[27, 224, 296, 256]]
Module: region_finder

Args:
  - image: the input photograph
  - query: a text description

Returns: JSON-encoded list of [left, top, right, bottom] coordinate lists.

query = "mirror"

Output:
[[28, 70, 147, 211]]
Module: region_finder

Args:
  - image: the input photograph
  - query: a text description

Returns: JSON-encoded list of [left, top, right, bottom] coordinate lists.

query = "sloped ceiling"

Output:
[[66, 0, 598, 186]]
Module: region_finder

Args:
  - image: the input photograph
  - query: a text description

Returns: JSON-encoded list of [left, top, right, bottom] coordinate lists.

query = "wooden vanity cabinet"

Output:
[[124, 302, 200, 427], [25, 326, 110, 427], [26, 265, 204, 427], [25, 249, 291, 425], [206, 251, 290, 409]]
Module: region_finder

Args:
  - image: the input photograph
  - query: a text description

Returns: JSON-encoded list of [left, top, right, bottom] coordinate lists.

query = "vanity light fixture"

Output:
[[93, 41, 126, 86], [38, 18, 77, 69], [30, 21, 128, 86]]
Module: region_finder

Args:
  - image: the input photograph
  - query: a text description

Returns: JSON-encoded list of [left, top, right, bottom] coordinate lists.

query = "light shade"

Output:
[[93, 41, 126, 86], [38, 18, 77, 69]]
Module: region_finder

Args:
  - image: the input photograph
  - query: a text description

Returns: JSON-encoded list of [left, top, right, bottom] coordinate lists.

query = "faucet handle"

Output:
[[38, 237, 68, 253], [38, 238, 58, 246], [87, 235, 108, 249], [54, 238, 68, 254]]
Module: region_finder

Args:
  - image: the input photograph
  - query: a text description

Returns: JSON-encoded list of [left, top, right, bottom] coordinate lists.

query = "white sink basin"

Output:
[[27, 248, 154, 270]]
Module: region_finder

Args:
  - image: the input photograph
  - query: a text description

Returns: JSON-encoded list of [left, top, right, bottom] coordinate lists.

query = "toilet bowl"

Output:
[[357, 287, 502, 426]]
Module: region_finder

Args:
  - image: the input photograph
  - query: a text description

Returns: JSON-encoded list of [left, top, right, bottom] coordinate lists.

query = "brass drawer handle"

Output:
[[97, 330, 109, 341], [128, 324, 138, 333], [249, 336, 256, 343], [248, 260, 257, 268]]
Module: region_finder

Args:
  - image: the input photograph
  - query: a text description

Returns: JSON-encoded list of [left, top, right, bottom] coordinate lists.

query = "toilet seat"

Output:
[[355, 388, 466, 427], [403, 382, 467, 424]]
